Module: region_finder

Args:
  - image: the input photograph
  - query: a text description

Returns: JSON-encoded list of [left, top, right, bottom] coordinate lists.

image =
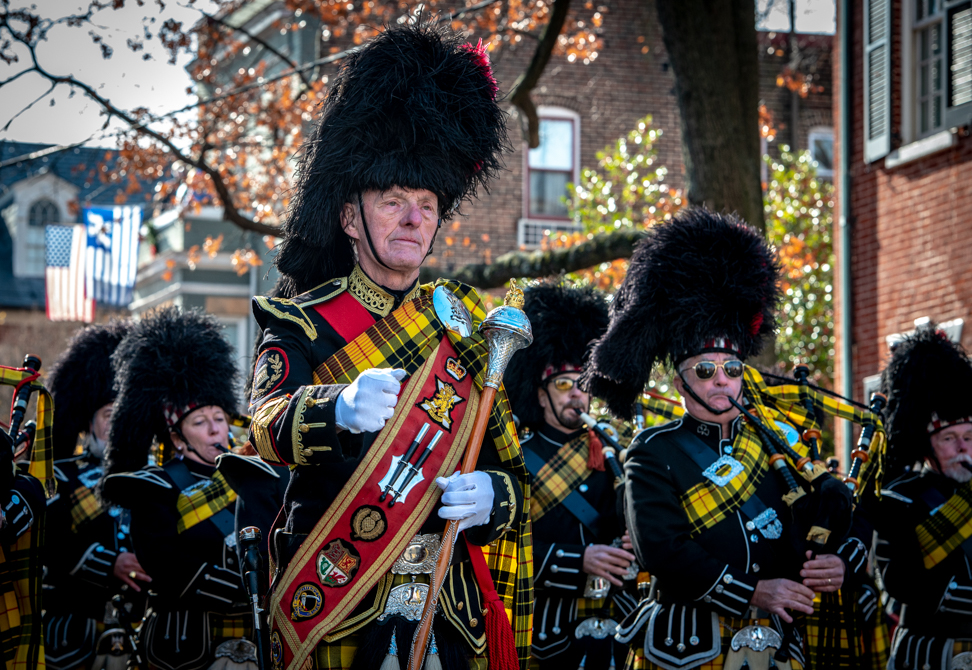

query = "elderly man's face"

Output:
[[673, 352, 743, 424], [538, 373, 590, 432], [929, 423, 972, 482], [341, 187, 439, 284]]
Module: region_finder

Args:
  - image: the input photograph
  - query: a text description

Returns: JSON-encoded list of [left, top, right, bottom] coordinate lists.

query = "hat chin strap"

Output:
[[357, 192, 442, 272], [677, 369, 741, 417], [542, 387, 587, 431]]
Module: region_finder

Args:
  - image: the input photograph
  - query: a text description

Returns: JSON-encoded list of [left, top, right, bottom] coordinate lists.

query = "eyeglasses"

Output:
[[549, 377, 579, 392], [684, 360, 744, 380]]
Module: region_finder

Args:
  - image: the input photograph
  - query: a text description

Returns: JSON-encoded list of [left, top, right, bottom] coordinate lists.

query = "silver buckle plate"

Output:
[[703, 455, 745, 487], [729, 625, 782, 652], [745, 508, 783, 540], [954, 652, 972, 670], [584, 575, 611, 599], [391, 533, 441, 574], [574, 617, 619, 639], [378, 582, 429, 622]]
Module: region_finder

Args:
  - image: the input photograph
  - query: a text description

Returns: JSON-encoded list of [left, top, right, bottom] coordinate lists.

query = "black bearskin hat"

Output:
[[46, 320, 131, 460], [582, 208, 781, 418], [505, 281, 610, 429], [103, 307, 240, 479], [274, 21, 509, 294], [880, 325, 972, 475]]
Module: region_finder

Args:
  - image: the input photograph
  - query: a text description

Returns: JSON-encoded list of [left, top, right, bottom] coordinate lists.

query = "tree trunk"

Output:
[[654, 0, 765, 231]]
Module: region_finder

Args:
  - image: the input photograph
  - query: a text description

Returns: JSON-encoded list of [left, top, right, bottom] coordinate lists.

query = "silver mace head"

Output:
[[480, 280, 534, 389]]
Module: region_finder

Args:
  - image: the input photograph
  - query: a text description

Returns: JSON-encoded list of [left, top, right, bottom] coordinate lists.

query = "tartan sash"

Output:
[[68, 484, 104, 533], [915, 483, 972, 569], [528, 433, 595, 522], [271, 337, 478, 670], [175, 469, 238, 535], [0, 366, 54, 498]]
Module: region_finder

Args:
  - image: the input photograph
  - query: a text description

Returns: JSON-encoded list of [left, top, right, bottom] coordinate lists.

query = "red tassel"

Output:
[[464, 538, 520, 670], [587, 430, 605, 471]]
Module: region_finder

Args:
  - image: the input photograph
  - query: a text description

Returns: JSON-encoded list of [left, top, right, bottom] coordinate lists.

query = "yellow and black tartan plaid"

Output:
[[210, 613, 252, 641], [529, 432, 593, 522], [0, 367, 54, 499], [803, 590, 889, 669], [914, 482, 972, 569], [68, 483, 104, 533], [175, 469, 237, 534], [301, 278, 534, 666], [0, 506, 45, 669]]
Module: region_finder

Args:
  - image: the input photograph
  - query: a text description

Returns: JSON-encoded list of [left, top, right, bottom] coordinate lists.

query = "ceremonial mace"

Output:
[[408, 282, 533, 670]]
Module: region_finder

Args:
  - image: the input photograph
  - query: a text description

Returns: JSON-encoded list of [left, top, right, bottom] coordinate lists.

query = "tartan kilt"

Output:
[[312, 627, 489, 670], [622, 617, 804, 670], [804, 590, 890, 670]]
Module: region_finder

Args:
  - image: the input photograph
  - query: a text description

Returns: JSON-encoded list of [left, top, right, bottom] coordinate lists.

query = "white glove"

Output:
[[334, 368, 407, 434], [436, 471, 494, 532]]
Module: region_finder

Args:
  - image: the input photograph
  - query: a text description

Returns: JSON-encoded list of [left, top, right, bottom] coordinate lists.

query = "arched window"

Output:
[[28, 199, 60, 226]]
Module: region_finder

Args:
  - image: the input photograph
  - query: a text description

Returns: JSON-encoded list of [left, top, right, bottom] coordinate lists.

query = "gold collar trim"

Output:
[[348, 265, 420, 317]]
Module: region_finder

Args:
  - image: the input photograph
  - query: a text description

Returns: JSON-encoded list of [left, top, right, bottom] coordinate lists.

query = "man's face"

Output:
[[673, 352, 743, 424], [341, 187, 439, 276], [90, 403, 113, 442], [929, 423, 972, 483], [537, 372, 590, 432]]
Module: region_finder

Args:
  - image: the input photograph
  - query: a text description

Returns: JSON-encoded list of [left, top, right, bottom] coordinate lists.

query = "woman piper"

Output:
[[99, 307, 254, 670]]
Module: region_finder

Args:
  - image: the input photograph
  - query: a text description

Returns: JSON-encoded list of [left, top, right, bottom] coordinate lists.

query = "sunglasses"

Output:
[[684, 360, 744, 380], [549, 377, 580, 392]]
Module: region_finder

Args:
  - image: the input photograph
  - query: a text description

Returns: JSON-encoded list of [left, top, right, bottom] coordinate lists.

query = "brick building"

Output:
[[833, 0, 972, 455]]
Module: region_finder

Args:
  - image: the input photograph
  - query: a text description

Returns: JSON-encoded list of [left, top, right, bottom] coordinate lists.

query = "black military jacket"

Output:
[[247, 268, 522, 651], [624, 414, 802, 616], [44, 452, 130, 619], [876, 467, 972, 636], [103, 457, 246, 612], [524, 423, 628, 661]]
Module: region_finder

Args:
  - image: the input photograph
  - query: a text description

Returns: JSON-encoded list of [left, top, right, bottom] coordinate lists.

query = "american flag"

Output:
[[45, 225, 95, 323], [83, 206, 141, 307]]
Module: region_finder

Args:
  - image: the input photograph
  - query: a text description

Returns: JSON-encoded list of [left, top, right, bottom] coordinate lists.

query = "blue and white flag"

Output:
[[83, 206, 141, 307]]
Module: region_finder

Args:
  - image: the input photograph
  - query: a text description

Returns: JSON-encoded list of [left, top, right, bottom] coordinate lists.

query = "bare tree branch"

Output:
[[507, 0, 571, 148], [419, 227, 646, 288], [1, 81, 53, 131], [199, 9, 312, 90]]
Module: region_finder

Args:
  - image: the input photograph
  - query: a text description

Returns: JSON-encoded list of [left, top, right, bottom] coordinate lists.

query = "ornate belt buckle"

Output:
[[703, 455, 745, 487], [584, 575, 611, 599], [953, 652, 972, 669], [574, 617, 619, 639], [745, 508, 783, 540], [379, 582, 429, 622], [729, 625, 782, 652], [391, 533, 441, 574]]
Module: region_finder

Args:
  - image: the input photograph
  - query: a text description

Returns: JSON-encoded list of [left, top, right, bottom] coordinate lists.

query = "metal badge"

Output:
[[747, 508, 783, 540], [774, 420, 800, 447], [378, 582, 429, 621], [391, 533, 442, 574], [433, 286, 473, 338], [729, 625, 782, 652], [574, 617, 619, 640], [702, 454, 745, 487], [583, 575, 611, 599], [953, 652, 972, 669]]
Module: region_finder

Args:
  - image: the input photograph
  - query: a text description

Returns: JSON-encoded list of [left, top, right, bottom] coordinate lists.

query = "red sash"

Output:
[[269, 319, 479, 669]]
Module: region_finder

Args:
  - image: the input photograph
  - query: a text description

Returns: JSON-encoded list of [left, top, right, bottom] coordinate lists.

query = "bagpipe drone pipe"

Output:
[[0, 354, 54, 499]]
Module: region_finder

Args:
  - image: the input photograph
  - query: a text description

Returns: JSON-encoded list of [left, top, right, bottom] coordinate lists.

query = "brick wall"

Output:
[[835, 0, 972, 453], [430, 0, 684, 273]]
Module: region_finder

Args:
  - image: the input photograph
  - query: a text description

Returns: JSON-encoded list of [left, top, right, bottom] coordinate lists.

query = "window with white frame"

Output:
[[23, 198, 60, 277], [808, 127, 835, 178], [526, 110, 579, 219], [904, 0, 972, 140]]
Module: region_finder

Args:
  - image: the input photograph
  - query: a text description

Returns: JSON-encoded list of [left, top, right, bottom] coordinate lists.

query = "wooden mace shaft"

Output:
[[408, 384, 498, 670]]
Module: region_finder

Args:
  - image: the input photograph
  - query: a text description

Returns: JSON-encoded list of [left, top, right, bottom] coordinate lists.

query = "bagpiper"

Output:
[[42, 320, 151, 670], [870, 325, 972, 668], [505, 280, 635, 669], [100, 307, 254, 670], [582, 209, 860, 670], [247, 20, 532, 670]]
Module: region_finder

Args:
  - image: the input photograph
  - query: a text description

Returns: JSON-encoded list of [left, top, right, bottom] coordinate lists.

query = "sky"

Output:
[[0, 0, 836, 151]]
